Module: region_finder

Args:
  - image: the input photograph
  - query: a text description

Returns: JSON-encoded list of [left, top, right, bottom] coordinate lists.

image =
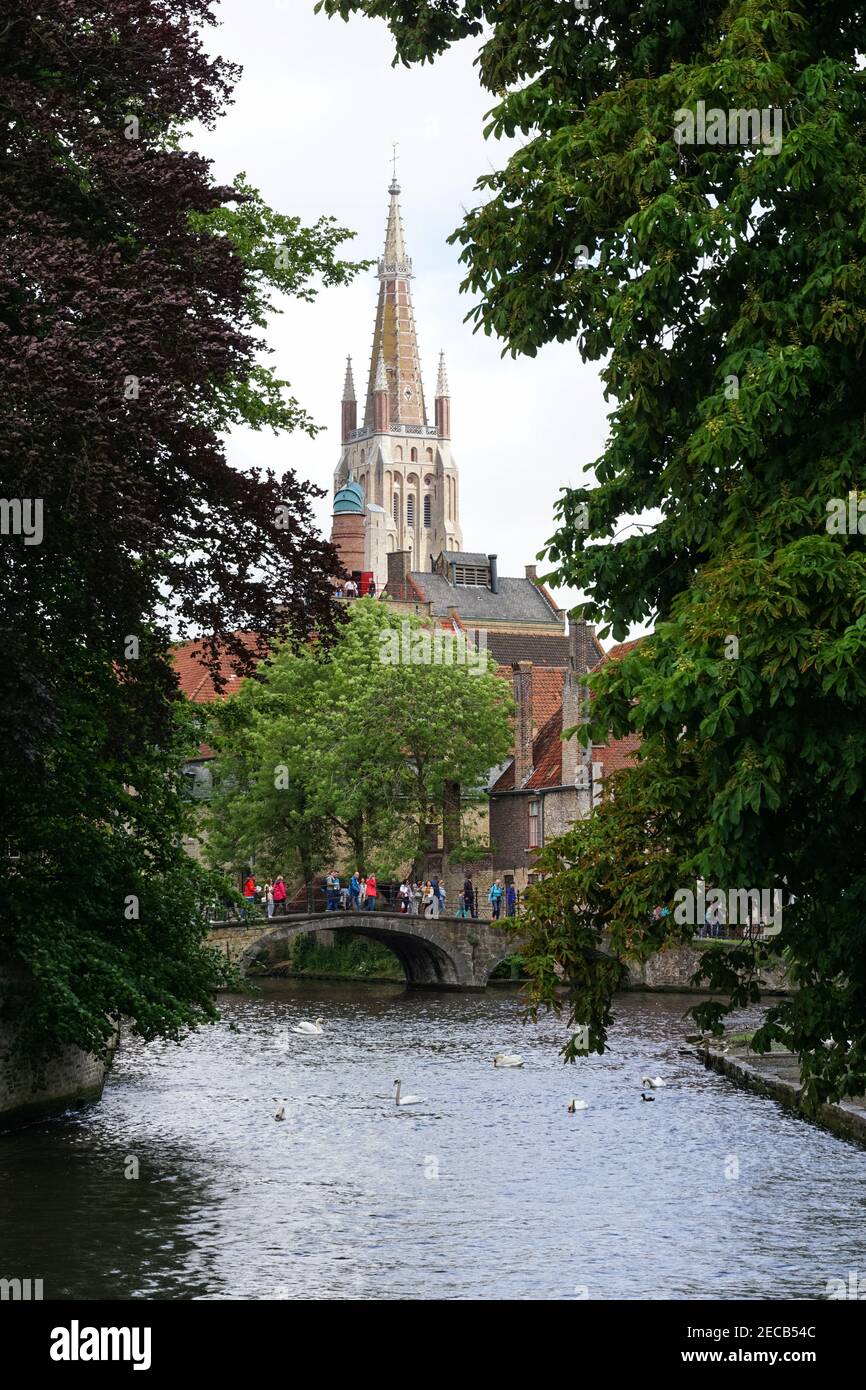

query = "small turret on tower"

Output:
[[435, 349, 451, 438], [372, 349, 389, 433], [341, 355, 357, 443]]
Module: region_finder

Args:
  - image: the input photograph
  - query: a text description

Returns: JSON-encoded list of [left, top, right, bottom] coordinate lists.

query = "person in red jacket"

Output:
[[272, 875, 288, 916], [364, 873, 377, 911], [243, 874, 256, 918]]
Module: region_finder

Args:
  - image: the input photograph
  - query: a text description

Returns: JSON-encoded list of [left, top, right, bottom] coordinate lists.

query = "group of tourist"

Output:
[[242, 875, 289, 918], [325, 871, 378, 912], [333, 577, 376, 600], [238, 870, 519, 920]]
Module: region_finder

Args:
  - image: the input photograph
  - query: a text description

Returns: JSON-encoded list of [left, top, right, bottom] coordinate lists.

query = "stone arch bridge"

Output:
[[208, 911, 526, 991]]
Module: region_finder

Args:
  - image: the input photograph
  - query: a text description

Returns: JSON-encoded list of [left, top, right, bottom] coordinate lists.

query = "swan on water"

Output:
[[274, 1104, 286, 1121], [641, 1075, 666, 1088], [393, 1079, 426, 1106], [493, 1053, 524, 1068], [640, 1094, 655, 1103], [567, 1098, 588, 1112], [292, 1017, 325, 1035]]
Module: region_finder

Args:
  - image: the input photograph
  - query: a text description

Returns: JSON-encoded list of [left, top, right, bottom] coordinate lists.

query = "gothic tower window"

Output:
[[423, 494, 431, 529], [410, 447, 418, 462], [393, 490, 399, 521], [406, 494, 415, 528], [394, 445, 403, 461], [425, 447, 433, 461]]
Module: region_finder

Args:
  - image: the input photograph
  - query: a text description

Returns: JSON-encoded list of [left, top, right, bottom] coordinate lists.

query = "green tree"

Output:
[[203, 600, 514, 886], [318, 0, 866, 1103], [0, 1, 366, 1063]]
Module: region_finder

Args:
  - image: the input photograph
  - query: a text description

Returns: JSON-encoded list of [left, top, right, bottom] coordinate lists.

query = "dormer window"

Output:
[[453, 564, 489, 587]]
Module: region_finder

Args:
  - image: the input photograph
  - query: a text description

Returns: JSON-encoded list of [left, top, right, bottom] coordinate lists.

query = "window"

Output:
[[393, 491, 399, 521], [426, 447, 433, 461], [406, 495, 415, 527], [528, 799, 541, 848], [423, 494, 431, 529], [410, 447, 418, 462]]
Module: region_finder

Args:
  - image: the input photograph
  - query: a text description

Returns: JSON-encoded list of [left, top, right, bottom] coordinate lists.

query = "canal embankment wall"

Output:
[[0, 965, 115, 1131], [698, 1042, 866, 1148]]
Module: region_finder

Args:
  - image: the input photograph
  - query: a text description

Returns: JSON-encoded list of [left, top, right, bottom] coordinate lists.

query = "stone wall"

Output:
[[0, 964, 116, 1130], [622, 943, 790, 994]]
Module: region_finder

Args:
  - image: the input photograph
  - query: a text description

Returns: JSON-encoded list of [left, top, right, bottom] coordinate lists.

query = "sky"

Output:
[[196, 0, 613, 613]]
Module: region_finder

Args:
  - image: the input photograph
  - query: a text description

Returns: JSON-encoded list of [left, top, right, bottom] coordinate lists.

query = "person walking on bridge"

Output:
[[273, 875, 287, 916], [349, 871, 361, 911], [488, 879, 503, 921]]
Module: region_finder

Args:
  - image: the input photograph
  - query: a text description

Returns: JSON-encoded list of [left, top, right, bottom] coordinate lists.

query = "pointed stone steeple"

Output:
[[341, 355, 357, 442], [364, 176, 427, 431], [373, 349, 388, 393], [342, 355, 356, 401], [372, 348, 389, 433], [435, 349, 451, 438]]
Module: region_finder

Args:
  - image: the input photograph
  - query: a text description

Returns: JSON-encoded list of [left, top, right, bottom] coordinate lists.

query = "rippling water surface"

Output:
[[2, 982, 866, 1300]]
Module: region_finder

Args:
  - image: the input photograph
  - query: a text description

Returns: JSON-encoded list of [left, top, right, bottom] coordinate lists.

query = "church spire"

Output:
[[435, 349, 451, 438], [364, 173, 427, 431], [341, 354, 357, 442], [342, 354, 356, 402]]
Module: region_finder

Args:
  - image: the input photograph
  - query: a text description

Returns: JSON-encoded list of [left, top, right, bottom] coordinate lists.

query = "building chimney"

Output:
[[561, 668, 591, 787], [525, 563, 537, 582], [511, 660, 534, 788], [386, 549, 412, 597], [488, 553, 499, 594], [568, 615, 598, 673]]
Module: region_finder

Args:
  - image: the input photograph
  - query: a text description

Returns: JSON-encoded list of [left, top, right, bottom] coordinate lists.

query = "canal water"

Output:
[[2, 982, 866, 1300]]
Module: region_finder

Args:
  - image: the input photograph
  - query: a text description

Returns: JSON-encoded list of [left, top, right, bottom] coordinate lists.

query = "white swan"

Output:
[[493, 1052, 524, 1068], [394, 1079, 426, 1106], [274, 1104, 286, 1121], [567, 1098, 588, 1112], [641, 1075, 666, 1088], [292, 1017, 325, 1035]]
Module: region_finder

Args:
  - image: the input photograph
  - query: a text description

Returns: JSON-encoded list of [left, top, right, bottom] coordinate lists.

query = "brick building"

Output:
[[487, 635, 643, 889]]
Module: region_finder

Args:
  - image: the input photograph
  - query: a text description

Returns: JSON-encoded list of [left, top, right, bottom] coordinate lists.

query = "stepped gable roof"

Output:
[[409, 571, 560, 624]]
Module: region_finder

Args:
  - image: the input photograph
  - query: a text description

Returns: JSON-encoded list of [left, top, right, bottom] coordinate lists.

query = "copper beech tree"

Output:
[[0, 1, 365, 1059]]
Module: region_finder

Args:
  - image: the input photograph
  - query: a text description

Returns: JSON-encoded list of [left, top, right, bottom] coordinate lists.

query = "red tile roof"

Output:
[[171, 633, 265, 703], [495, 664, 564, 732], [492, 637, 646, 793]]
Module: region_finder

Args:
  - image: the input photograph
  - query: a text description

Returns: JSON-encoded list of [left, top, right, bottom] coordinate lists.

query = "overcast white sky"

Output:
[[198, 0, 612, 611]]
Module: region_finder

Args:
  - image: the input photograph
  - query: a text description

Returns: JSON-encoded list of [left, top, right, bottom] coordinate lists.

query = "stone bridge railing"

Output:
[[208, 910, 526, 991]]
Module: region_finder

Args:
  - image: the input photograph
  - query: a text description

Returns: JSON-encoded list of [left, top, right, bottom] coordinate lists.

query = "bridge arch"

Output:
[[211, 911, 528, 991]]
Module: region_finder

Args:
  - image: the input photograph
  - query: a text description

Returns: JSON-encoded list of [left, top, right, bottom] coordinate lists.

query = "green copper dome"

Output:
[[333, 475, 364, 515]]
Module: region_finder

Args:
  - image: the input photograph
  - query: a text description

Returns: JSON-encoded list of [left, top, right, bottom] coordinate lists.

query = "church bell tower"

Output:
[[331, 170, 462, 587]]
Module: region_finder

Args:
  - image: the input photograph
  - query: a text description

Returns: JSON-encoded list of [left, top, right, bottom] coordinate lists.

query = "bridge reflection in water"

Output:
[[208, 911, 525, 990]]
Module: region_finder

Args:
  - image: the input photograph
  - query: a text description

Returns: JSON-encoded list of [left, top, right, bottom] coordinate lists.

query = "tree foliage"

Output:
[[318, 0, 866, 1103], [204, 599, 514, 889], [0, 1, 365, 1061]]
